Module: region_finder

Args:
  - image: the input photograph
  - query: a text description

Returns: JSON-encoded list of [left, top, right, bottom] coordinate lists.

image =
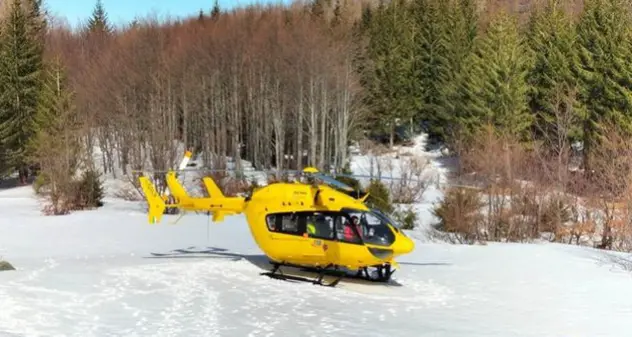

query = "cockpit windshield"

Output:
[[370, 208, 407, 237], [341, 208, 395, 247]]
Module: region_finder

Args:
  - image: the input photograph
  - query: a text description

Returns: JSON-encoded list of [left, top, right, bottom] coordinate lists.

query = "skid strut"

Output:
[[261, 261, 397, 286], [356, 263, 395, 282], [260, 262, 343, 287]]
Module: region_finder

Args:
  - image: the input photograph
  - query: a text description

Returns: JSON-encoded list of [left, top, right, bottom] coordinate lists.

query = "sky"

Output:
[[44, 0, 292, 28]]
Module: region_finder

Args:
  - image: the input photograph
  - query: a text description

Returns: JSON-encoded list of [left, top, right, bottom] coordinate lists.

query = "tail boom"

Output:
[[139, 170, 245, 224]]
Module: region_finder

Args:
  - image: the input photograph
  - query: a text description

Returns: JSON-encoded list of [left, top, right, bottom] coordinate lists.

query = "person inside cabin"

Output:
[[307, 214, 323, 237], [343, 216, 362, 242], [307, 219, 316, 236]]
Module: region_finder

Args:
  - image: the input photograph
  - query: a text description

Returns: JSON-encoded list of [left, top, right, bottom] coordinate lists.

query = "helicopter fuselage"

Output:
[[139, 166, 415, 275], [243, 182, 414, 270]]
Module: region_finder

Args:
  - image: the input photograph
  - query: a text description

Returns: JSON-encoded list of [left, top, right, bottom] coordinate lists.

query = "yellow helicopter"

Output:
[[138, 151, 415, 287]]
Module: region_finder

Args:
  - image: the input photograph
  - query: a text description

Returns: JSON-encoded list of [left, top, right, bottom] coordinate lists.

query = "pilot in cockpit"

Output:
[[343, 215, 363, 241], [351, 216, 362, 237]]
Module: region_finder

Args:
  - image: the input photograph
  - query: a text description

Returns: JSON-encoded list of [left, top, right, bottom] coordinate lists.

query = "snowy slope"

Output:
[[1, 134, 632, 336], [1, 186, 632, 336]]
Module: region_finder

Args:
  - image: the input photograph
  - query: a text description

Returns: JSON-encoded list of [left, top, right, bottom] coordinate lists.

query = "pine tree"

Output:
[[360, 3, 372, 31], [527, 0, 582, 146], [410, 0, 452, 139], [437, 0, 479, 139], [0, 0, 45, 184], [575, 0, 632, 171], [25, 0, 46, 42], [211, 0, 220, 21], [362, 0, 419, 147], [467, 12, 534, 138], [29, 57, 81, 214], [87, 0, 112, 34], [453, 51, 488, 139], [363, 0, 420, 146]]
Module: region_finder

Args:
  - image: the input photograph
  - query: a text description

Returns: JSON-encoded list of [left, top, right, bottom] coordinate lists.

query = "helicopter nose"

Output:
[[393, 233, 415, 255]]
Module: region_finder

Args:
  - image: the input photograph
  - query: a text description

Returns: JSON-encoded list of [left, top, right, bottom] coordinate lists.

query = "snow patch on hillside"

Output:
[[348, 134, 455, 239]]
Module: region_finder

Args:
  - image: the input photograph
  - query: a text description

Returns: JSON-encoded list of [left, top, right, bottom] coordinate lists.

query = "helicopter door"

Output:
[[332, 214, 367, 266], [302, 213, 337, 263]]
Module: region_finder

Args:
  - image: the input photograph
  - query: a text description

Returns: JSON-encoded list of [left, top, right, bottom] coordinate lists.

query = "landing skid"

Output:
[[260, 262, 396, 287], [260, 263, 343, 287]]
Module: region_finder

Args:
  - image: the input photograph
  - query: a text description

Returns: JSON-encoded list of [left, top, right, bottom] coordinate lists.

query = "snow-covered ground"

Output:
[[1, 134, 632, 336]]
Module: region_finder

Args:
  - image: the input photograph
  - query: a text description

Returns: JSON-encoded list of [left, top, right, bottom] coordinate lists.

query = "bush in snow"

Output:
[[75, 169, 105, 208], [37, 168, 105, 215], [432, 186, 485, 244], [32, 172, 48, 195], [387, 157, 433, 204], [365, 179, 393, 214], [0, 260, 15, 271], [393, 206, 417, 230]]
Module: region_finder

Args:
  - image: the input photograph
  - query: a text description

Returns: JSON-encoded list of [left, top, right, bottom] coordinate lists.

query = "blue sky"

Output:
[[45, 0, 292, 28]]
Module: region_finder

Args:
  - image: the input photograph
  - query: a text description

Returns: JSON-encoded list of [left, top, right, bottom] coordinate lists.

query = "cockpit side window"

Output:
[[334, 215, 363, 244], [341, 209, 395, 247]]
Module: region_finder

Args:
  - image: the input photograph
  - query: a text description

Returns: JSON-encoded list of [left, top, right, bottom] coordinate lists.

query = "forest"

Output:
[[2, 0, 632, 252]]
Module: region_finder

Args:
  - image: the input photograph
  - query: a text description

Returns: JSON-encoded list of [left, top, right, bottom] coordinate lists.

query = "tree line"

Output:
[[51, 0, 369, 179], [0, 0, 370, 213], [2, 0, 632, 250], [360, 0, 632, 250], [361, 0, 631, 163]]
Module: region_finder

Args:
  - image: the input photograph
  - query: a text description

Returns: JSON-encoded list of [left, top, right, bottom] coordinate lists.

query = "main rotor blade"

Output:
[[132, 168, 482, 190], [313, 172, 355, 191]]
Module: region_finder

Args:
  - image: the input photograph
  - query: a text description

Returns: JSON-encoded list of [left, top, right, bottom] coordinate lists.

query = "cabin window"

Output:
[[305, 213, 334, 240], [266, 214, 277, 231], [265, 213, 301, 235], [281, 214, 299, 233]]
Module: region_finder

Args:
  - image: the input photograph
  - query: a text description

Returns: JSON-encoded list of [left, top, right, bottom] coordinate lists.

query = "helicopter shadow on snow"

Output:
[[397, 261, 452, 266], [143, 246, 452, 273], [143, 246, 276, 272]]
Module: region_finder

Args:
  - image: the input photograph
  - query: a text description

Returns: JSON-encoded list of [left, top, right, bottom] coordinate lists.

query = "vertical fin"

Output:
[[139, 176, 166, 224], [165, 171, 190, 202]]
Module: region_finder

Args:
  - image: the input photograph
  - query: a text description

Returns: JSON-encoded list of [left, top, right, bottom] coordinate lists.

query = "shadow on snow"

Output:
[[143, 246, 452, 287]]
